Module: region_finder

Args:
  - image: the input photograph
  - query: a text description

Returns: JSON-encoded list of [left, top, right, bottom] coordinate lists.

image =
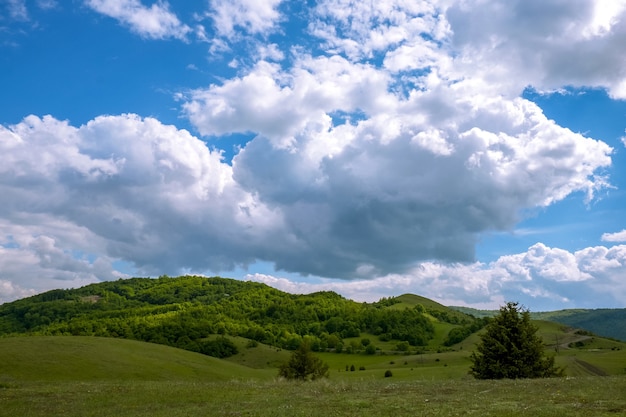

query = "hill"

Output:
[[452, 306, 626, 341], [532, 309, 626, 342], [0, 276, 482, 358], [0, 336, 266, 382], [1, 336, 625, 417]]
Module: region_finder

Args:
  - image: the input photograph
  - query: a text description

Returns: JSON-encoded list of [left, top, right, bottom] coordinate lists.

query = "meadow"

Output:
[[2, 278, 625, 416], [1, 335, 626, 417]]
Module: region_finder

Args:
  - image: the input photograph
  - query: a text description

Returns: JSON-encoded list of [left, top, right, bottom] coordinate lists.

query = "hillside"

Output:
[[0, 276, 481, 357], [0, 336, 266, 382], [452, 306, 626, 342], [532, 309, 626, 342], [2, 336, 625, 417]]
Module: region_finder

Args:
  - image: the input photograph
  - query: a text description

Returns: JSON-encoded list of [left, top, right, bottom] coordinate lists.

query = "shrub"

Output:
[[198, 337, 238, 358], [384, 370, 393, 378], [278, 342, 329, 381]]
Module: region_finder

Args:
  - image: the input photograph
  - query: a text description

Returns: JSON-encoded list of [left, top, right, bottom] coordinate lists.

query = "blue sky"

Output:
[[1, 0, 625, 310]]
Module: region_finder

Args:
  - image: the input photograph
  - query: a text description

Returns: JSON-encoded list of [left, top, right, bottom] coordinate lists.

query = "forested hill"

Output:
[[451, 306, 626, 342], [0, 276, 484, 357], [531, 309, 626, 342]]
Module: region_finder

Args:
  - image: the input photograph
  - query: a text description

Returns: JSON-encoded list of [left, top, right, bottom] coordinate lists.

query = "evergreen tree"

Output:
[[470, 302, 562, 379], [278, 342, 329, 381]]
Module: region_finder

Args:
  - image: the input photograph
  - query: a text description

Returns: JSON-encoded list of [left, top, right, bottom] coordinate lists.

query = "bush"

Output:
[[278, 342, 329, 381], [198, 337, 238, 358], [384, 370, 393, 378]]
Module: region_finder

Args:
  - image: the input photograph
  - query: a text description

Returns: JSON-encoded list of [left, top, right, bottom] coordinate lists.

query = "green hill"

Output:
[[532, 309, 626, 342], [0, 276, 483, 358], [452, 306, 626, 341], [1, 336, 625, 417], [0, 336, 266, 382]]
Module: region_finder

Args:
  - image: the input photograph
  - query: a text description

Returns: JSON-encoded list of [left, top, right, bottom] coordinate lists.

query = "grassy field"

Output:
[[2, 335, 626, 416], [2, 374, 625, 416]]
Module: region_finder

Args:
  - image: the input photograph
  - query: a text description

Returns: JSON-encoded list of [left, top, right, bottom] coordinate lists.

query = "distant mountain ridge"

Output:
[[451, 306, 626, 342]]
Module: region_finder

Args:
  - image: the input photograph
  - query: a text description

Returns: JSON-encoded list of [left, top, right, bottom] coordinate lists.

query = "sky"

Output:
[[1, 0, 626, 311]]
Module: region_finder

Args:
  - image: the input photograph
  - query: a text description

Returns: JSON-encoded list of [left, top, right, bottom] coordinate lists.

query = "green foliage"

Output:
[[198, 337, 239, 358], [396, 341, 410, 351], [278, 342, 329, 381], [470, 302, 562, 379], [443, 317, 489, 346], [0, 276, 486, 357]]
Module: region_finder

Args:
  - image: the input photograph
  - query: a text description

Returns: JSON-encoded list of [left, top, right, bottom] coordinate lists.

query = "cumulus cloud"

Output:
[[249, 243, 626, 309], [0, 279, 36, 305], [208, 0, 283, 39], [86, 0, 191, 40], [602, 230, 626, 242], [446, 0, 626, 98], [0, 114, 287, 295], [183, 50, 612, 277]]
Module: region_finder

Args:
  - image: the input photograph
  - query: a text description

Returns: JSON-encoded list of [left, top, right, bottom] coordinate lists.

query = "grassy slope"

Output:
[[1, 332, 626, 416], [389, 293, 450, 310], [0, 336, 269, 383]]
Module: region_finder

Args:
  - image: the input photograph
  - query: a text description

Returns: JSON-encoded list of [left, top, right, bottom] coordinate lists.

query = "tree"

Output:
[[470, 302, 562, 379], [278, 342, 329, 381]]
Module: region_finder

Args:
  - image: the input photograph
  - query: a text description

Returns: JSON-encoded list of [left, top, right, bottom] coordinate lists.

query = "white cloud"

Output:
[[602, 230, 626, 242], [183, 56, 393, 147], [0, 279, 36, 305], [208, 0, 283, 39], [310, 0, 447, 61], [0, 114, 288, 296], [183, 49, 612, 278], [86, 0, 191, 40], [446, 0, 626, 98], [248, 243, 626, 309]]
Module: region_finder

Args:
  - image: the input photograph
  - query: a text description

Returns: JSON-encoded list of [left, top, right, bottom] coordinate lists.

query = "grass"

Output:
[[0, 336, 269, 382], [2, 332, 626, 416], [1, 376, 625, 416]]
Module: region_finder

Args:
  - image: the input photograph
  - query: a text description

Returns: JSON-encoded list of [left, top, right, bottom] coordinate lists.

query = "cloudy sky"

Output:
[[1, 0, 625, 310]]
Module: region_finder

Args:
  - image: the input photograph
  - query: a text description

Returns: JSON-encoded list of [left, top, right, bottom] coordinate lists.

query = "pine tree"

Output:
[[278, 342, 329, 381], [469, 302, 562, 379]]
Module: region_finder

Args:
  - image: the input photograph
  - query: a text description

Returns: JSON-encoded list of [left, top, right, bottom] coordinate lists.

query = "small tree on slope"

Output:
[[279, 342, 329, 381], [470, 302, 562, 379]]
